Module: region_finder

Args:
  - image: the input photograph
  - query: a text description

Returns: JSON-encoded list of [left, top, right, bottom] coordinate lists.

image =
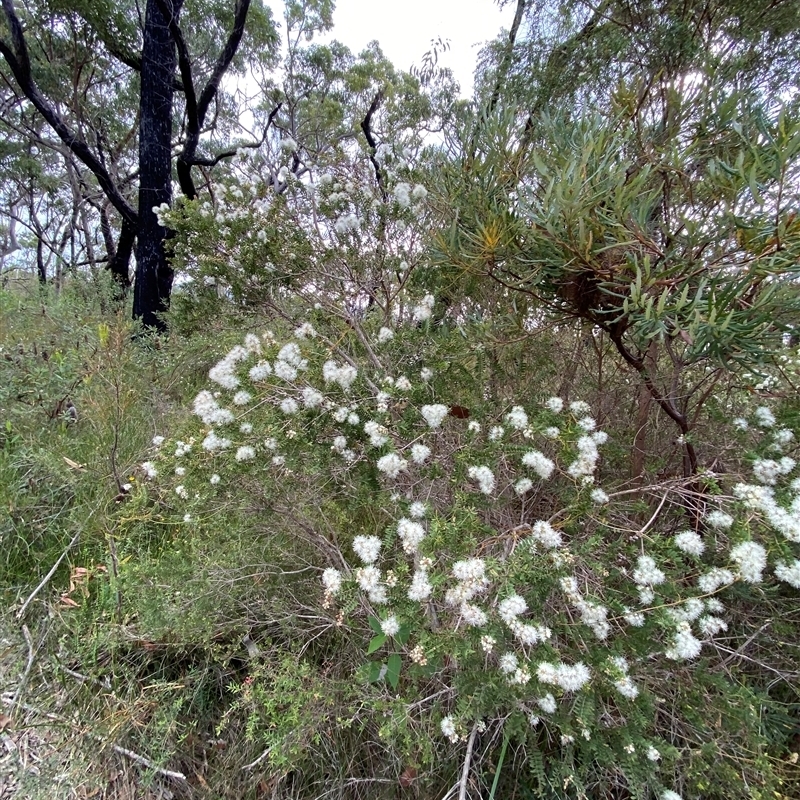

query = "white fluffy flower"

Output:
[[440, 715, 458, 742], [397, 518, 426, 554], [623, 607, 646, 627], [322, 360, 358, 391], [376, 327, 394, 344], [697, 568, 735, 593], [498, 594, 527, 623], [235, 445, 255, 462], [515, 478, 534, 495], [322, 568, 342, 595], [705, 510, 734, 529], [420, 404, 449, 428], [280, 397, 298, 414], [293, 322, 316, 339], [412, 294, 435, 322], [522, 450, 555, 480], [468, 465, 495, 495], [498, 652, 518, 674], [202, 431, 232, 451], [381, 615, 400, 636], [141, 461, 157, 479], [353, 535, 382, 564], [506, 406, 529, 429], [376, 452, 408, 479], [674, 530, 705, 556], [407, 569, 432, 601], [775, 559, 800, 588], [410, 443, 431, 464], [301, 386, 324, 408], [632, 555, 665, 586], [460, 603, 488, 627], [249, 360, 272, 381], [555, 662, 591, 692], [754, 406, 776, 428], [730, 540, 767, 583], [409, 501, 426, 519], [545, 397, 564, 413], [364, 420, 389, 447], [274, 360, 298, 382], [531, 520, 563, 549], [665, 622, 703, 660], [591, 488, 609, 504], [537, 693, 557, 714]]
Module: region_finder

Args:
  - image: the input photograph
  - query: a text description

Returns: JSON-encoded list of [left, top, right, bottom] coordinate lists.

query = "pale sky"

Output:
[[266, 0, 515, 97]]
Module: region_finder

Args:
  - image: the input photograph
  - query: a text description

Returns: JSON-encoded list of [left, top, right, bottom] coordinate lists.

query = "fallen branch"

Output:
[[458, 724, 479, 800], [16, 531, 80, 619], [241, 745, 272, 770], [10, 624, 35, 708], [111, 744, 187, 781]]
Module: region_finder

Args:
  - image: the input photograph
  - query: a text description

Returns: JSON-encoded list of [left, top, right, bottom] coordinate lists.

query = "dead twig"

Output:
[[16, 531, 80, 619], [111, 744, 187, 781]]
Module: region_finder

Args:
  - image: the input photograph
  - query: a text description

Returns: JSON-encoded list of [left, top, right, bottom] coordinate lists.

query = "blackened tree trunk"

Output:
[[133, 0, 183, 331]]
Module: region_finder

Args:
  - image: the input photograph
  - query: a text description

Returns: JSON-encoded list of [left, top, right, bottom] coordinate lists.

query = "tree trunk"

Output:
[[133, 0, 182, 330]]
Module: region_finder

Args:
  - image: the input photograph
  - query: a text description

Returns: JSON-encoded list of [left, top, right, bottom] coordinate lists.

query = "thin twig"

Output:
[[16, 531, 80, 619], [111, 744, 187, 781], [458, 724, 479, 800], [10, 624, 36, 707], [242, 746, 272, 770]]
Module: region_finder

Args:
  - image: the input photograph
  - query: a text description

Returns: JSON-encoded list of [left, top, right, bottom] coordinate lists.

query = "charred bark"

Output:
[[132, 0, 183, 330]]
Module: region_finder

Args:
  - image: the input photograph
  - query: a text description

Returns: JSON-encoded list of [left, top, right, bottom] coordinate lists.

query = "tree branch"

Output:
[[171, 0, 252, 198], [0, 0, 137, 224], [361, 90, 386, 199]]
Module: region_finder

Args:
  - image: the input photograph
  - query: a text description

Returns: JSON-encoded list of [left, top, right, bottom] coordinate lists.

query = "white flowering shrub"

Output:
[[135, 313, 800, 799]]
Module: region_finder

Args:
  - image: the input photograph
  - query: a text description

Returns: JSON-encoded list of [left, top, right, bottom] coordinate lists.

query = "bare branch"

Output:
[[0, 0, 137, 223]]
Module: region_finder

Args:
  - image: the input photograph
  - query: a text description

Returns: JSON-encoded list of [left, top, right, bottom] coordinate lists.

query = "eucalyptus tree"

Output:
[[1, 0, 278, 327]]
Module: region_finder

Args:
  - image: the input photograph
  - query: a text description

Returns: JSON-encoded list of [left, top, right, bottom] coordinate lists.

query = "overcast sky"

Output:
[[265, 0, 515, 97]]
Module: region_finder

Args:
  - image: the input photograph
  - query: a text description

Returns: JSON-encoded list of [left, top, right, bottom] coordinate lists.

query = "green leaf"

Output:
[[386, 654, 401, 689], [367, 616, 383, 634], [396, 625, 412, 646], [368, 661, 385, 683], [367, 634, 387, 654]]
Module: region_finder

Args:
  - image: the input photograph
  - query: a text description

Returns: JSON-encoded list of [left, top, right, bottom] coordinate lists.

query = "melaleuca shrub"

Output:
[[160, 137, 433, 308], [135, 304, 799, 800]]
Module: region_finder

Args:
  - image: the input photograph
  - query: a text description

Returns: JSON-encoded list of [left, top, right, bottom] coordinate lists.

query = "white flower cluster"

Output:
[[353, 535, 382, 564], [560, 576, 610, 640], [468, 465, 495, 495], [376, 452, 408, 479], [537, 661, 591, 692], [420, 404, 448, 428], [193, 390, 235, 426], [208, 344, 253, 389], [530, 520, 563, 549], [729, 540, 767, 583], [673, 530, 704, 556], [505, 405, 529, 430], [412, 294, 435, 323], [608, 656, 639, 700], [446, 558, 489, 609], [567, 432, 605, 479], [356, 422, 385, 450], [397, 517, 426, 554], [522, 450, 555, 480], [752, 456, 795, 485], [322, 359, 357, 391]]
